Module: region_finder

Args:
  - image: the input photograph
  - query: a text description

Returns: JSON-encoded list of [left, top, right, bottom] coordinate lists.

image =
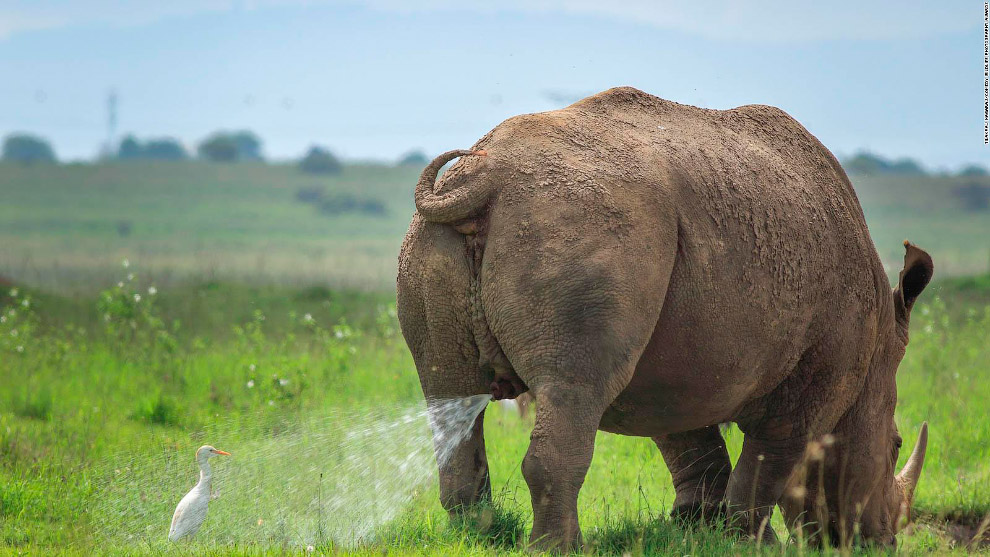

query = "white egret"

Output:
[[168, 445, 230, 541]]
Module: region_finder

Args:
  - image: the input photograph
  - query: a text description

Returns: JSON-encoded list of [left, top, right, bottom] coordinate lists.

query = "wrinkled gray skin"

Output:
[[397, 87, 931, 551]]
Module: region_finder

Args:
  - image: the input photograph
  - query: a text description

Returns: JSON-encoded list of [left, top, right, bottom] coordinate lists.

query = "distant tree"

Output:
[[116, 220, 133, 237], [954, 181, 990, 211], [295, 185, 325, 203], [2, 133, 56, 164], [843, 151, 926, 176], [143, 138, 188, 160], [231, 131, 263, 161], [397, 150, 429, 166], [318, 192, 387, 216], [844, 152, 888, 175], [197, 131, 262, 162], [117, 135, 143, 160], [198, 134, 240, 162], [959, 164, 989, 177], [118, 136, 188, 161], [887, 158, 926, 175], [299, 146, 342, 175]]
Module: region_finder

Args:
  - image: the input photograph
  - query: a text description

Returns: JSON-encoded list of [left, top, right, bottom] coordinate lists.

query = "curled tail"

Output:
[[415, 149, 491, 223]]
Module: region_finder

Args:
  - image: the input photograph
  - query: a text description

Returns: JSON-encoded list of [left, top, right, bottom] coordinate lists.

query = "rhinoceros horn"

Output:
[[896, 422, 928, 502], [415, 149, 490, 223]]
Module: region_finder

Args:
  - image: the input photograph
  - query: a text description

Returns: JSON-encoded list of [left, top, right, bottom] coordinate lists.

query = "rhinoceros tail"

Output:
[[415, 149, 491, 223]]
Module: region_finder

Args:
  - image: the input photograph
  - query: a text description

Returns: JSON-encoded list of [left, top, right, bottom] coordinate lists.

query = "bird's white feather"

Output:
[[168, 483, 210, 540], [168, 445, 225, 542]]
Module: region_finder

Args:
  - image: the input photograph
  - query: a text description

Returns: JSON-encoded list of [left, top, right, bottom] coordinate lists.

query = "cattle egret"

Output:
[[168, 445, 230, 541]]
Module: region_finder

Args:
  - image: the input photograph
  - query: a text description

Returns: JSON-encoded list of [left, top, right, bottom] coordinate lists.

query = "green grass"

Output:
[[0, 161, 421, 292], [2, 161, 990, 553], [0, 272, 988, 555], [1, 163, 988, 292]]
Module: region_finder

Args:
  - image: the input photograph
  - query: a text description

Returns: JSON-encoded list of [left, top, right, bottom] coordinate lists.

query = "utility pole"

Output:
[[105, 88, 118, 158]]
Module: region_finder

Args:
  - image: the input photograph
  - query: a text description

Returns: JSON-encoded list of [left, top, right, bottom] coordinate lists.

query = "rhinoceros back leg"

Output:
[[507, 265, 671, 550], [487, 237, 675, 548], [478, 174, 678, 550], [520, 384, 609, 550], [654, 425, 731, 522], [397, 216, 493, 513]]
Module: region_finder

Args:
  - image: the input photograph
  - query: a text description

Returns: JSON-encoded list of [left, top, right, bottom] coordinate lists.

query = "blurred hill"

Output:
[[0, 161, 987, 293]]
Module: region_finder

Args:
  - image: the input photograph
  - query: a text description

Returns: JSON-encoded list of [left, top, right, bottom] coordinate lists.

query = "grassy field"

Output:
[[1, 161, 990, 554], [1, 162, 989, 292], [0, 162, 421, 292], [0, 267, 989, 555]]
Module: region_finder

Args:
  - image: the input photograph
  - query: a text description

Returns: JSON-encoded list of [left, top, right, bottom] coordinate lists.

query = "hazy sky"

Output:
[[0, 1, 985, 169]]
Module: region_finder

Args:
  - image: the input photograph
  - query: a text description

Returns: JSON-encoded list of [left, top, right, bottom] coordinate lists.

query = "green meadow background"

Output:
[[1, 161, 990, 555]]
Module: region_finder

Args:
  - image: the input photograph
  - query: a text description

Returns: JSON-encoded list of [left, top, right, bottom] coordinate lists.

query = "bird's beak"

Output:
[[215, 450, 231, 456]]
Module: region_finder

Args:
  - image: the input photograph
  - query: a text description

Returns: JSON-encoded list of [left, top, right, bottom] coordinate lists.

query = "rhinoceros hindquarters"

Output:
[[397, 216, 494, 512]]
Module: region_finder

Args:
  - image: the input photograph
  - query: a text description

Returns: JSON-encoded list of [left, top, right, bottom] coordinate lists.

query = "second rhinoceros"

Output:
[[397, 87, 931, 550]]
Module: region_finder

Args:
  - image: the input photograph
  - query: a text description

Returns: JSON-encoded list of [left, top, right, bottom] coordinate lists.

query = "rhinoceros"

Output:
[[397, 87, 931, 550]]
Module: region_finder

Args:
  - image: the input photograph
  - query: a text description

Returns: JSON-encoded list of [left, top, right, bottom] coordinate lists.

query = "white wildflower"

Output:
[[306, 545, 315, 553], [303, 313, 313, 322], [247, 380, 255, 388], [335, 330, 344, 339], [15, 345, 23, 353], [267, 400, 274, 406], [127, 273, 135, 281], [279, 378, 289, 386], [8, 288, 18, 297], [133, 294, 141, 303], [249, 363, 256, 372], [148, 286, 157, 296], [122, 258, 130, 268], [789, 485, 807, 500], [8, 309, 15, 317], [21, 299, 29, 308], [10, 329, 18, 337], [117, 281, 124, 288], [0, 315, 5, 323]]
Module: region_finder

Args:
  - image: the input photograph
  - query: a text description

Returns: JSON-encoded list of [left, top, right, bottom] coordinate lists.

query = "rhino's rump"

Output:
[[467, 88, 887, 436]]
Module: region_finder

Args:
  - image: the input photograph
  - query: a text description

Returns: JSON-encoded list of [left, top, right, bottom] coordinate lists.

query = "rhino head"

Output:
[[782, 241, 933, 546]]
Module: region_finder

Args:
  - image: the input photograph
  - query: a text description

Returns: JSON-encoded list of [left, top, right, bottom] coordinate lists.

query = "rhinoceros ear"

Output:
[[894, 241, 933, 323]]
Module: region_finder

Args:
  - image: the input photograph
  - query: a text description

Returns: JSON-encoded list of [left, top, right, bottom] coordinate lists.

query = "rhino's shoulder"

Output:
[[727, 103, 800, 125], [570, 86, 662, 109], [567, 87, 701, 119]]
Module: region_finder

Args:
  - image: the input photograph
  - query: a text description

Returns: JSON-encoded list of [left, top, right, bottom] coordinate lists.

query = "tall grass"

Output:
[[0, 271, 988, 554]]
